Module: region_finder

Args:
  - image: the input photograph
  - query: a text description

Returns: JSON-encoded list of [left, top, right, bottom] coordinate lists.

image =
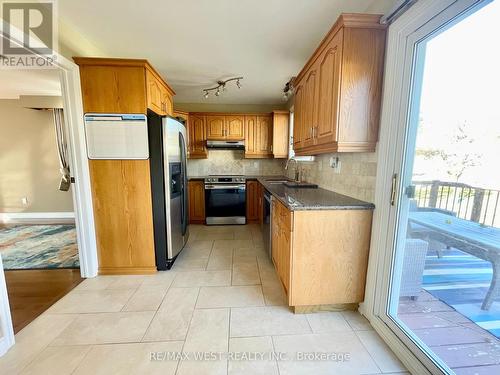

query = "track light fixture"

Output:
[[203, 76, 243, 99]]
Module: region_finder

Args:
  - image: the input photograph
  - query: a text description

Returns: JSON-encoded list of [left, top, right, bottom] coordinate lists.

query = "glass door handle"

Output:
[[390, 173, 398, 206]]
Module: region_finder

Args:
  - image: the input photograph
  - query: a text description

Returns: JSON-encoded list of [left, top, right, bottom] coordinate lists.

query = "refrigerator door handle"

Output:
[[179, 131, 189, 236]]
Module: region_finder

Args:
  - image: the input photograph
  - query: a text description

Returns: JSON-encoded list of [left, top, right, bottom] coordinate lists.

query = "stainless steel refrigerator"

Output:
[[148, 111, 189, 270]]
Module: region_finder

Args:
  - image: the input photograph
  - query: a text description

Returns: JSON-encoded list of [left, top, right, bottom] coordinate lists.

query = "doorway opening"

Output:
[[0, 68, 83, 332]]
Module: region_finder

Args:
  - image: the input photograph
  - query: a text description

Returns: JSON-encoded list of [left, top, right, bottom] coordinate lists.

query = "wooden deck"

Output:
[[398, 291, 500, 374]]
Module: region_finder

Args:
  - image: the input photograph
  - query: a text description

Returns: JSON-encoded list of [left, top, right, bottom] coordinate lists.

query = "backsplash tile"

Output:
[[285, 152, 378, 203], [188, 150, 377, 203], [187, 150, 285, 177]]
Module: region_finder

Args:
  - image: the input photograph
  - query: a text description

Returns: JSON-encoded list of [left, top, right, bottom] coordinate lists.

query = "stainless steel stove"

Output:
[[204, 175, 246, 225]]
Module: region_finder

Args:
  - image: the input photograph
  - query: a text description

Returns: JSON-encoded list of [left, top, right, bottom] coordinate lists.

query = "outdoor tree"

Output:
[[417, 122, 482, 182]]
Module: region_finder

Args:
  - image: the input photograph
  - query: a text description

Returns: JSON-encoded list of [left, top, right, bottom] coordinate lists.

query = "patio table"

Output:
[[408, 211, 500, 310]]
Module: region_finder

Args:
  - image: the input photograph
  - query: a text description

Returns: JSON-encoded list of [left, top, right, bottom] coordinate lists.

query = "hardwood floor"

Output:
[[4, 269, 83, 333]]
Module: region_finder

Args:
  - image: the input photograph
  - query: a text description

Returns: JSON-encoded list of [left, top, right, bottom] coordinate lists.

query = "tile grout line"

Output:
[[68, 345, 93, 375], [270, 335, 282, 375], [119, 284, 143, 312], [138, 276, 177, 342], [174, 286, 201, 375], [16, 314, 80, 373], [354, 330, 384, 374], [227, 307, 232, 375]]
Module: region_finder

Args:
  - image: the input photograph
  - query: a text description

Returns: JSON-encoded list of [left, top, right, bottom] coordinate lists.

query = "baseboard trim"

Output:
[[0, 212, 75, 225], [98, 267, 158, 275]]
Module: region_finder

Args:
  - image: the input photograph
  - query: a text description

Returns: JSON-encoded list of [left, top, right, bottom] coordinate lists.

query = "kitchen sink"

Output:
[[265, 179, 318, 188], [265, 179, 290, 184], [284, 181, 318, 188], [266, 178, 290, 184]]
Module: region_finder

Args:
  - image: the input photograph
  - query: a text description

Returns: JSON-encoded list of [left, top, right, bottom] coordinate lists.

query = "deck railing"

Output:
[[413, 180, 500, 228]]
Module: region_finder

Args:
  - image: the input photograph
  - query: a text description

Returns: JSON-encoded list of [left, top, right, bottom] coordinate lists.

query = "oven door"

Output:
[[205, 184, 246, 225]]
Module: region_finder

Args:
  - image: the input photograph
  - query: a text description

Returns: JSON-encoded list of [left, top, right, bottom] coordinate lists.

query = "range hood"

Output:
[[207, 140, 245, 149]]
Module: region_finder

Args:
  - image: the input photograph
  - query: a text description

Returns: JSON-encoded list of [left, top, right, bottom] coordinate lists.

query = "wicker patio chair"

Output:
[[400, 238, 429, 299]]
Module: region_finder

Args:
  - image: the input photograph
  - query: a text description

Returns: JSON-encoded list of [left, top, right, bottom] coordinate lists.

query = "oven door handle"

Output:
[[205, 184, 246, 190]]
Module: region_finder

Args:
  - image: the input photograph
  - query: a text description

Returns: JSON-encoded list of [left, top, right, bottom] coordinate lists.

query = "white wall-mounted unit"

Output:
[[84, 113, 149, 159]]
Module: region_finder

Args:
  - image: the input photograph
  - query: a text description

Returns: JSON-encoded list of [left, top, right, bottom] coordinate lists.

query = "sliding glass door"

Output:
[[373, 0, 500, 374]]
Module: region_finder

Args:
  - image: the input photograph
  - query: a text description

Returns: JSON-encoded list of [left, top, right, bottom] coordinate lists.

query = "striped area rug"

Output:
[[423, 249, 500, 338], [0, 225, 79, 270]]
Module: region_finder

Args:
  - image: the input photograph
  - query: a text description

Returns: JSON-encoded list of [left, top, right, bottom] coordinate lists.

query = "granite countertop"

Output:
[[257, 177, 374, 211], [188, 175, 374, 211]]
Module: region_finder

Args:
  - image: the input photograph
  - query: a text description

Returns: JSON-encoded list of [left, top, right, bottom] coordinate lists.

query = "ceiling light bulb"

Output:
[[204, 91, 209, 99], [215, 89, 220, 96]]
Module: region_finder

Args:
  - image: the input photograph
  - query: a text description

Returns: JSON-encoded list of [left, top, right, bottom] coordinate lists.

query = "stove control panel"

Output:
[[204, 176, 246, 184]]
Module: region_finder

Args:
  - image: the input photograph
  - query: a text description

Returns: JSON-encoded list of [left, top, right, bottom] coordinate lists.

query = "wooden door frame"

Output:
[[0, 23, 98, 356]]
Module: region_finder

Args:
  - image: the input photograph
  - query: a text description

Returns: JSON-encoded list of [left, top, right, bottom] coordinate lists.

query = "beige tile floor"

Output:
[[0, 224, 409, 375]]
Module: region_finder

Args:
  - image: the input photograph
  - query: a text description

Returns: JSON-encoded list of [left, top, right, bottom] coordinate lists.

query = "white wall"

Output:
[[0, 99, 74, 213]]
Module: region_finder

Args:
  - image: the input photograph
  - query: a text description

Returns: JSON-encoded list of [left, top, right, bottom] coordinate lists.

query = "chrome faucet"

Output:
[[285, 157, 300, 182]]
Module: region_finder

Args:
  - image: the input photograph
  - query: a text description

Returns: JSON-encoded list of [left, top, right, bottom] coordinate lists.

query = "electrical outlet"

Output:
[[329, 157, 338, 168], [329, 157, 341, 174], [21, 197, 28, 205]]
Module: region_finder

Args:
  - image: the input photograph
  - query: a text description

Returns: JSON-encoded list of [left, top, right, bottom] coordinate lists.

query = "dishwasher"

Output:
[[263, 189, 273, 258]]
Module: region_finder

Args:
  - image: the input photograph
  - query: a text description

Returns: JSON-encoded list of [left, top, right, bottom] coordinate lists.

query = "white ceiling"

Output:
[[0, 69, 61, 99], [60, 0, 394, 105]]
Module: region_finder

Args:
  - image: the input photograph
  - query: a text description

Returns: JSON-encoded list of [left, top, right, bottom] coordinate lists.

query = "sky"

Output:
[[413, 0, 500, 188]]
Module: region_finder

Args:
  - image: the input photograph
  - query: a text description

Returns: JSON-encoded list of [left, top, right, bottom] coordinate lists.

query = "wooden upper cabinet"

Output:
[[256, 115, 272, 155], [244, 116, 257, 156], [226, 116, 244, 140], [146, 70, 164, 114], [272, 111, 289, 158], [303, 68, 318, 149], [186, 111, 288, 159], [146, 70, 173, 116], [244, 114, 272, 158], [163, 91, 173, 116], [293, 83, 305, 150], [206, 115, 244, 140], [187, 114, 207, 159], [74, 57, 175, 116], [206, 115, 226, 140], [316, 30, 342, 147], [76, 64, 147, 114], [292, 14, 386, 155]]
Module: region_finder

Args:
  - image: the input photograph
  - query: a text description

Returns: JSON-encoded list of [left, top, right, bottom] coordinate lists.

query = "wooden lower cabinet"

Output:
[[246, 180, 260, 223], [188, 180, 206, 224], [88, 160, 157, 275], [272, 199, 291, 293], [271, 198, 373, 307]]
